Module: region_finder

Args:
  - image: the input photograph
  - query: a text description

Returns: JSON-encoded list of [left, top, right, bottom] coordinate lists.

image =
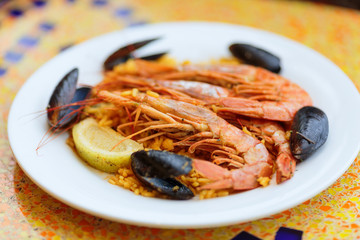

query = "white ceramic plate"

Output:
[[8, 22, 360, 228]]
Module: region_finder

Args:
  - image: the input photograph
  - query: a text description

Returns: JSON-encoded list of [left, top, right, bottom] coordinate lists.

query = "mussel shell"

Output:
[[290, 106, 329, 161], [70, 86, 92, 104], [103, 52, 167, 71], [131, 150, 194, 200], [135, 175, 194, 200], [139, 52, 167, 61], [131, 150, 192, 178], [104, 54, 131, 71], [56, 87, 92, 128], [103, 38, 160, 71], [47, 68, 78, 128], [229, 43, 281, 73]]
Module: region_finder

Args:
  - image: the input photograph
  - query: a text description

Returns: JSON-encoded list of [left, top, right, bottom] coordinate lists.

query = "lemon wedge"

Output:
[[72, 118, 143, 173]]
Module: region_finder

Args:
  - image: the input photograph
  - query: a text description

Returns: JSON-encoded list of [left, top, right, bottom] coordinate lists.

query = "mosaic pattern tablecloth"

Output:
[[1, 0, 360, 239]]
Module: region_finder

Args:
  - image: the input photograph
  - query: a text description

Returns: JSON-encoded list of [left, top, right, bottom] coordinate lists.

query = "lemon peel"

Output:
[[72, 118, 143, 173]]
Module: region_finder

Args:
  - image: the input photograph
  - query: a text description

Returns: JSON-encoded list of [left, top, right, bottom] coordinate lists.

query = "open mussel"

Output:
[[290, 106, 329, 161], [58, 86, 92, 126], [229, 43, 281, 73], [47, 68, 92, 130], [103, 38, 167, 71], [131, 150, 194, 200]]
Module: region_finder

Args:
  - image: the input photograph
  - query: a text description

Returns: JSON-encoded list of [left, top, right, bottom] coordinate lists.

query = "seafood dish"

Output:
[[45, 38, 329, 200]]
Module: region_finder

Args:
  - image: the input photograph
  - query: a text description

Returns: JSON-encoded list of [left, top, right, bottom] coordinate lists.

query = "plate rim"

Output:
[[7, 21, 360, 228]]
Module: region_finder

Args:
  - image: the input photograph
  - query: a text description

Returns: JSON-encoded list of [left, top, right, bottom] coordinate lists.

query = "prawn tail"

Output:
[[192, 159, 230, 180], [276, 152, 296, 183], [198, 178, 233, 190]]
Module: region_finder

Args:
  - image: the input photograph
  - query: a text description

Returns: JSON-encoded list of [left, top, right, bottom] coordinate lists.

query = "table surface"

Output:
[[1, 0, 360, 239]]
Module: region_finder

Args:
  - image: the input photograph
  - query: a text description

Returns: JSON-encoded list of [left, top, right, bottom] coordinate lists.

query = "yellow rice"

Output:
[[81, 101, 236, 199], [73, 56, 267, 199]]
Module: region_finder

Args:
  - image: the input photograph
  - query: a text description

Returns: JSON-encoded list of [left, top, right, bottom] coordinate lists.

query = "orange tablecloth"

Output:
[[1, 0, 360, 239]]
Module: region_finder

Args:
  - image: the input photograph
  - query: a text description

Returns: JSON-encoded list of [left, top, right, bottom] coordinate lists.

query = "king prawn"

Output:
[[44, 38, 329, 200]]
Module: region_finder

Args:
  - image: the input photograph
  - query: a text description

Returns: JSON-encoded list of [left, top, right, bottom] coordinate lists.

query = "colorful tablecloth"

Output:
[[1, 0, 360, 239]]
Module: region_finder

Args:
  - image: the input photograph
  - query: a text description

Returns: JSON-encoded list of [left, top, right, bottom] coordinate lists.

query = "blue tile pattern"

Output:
[[33, 0, 47, 7], [18, 36, 39, 47], [39, 22, 55, 32], [114, 7, 132, 17], [92, 0, 107, 6], [0, 68, 6, 77], [275, 227, 303, 240], [231, 231, 261, 240], [231, 227, 303, 240], [4, 51, 23, 63], [9, 8, 23, 17]]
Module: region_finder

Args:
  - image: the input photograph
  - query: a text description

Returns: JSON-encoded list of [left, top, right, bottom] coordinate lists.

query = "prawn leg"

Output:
[[97, 89, 273, 191], [234, 118, 296, 183]]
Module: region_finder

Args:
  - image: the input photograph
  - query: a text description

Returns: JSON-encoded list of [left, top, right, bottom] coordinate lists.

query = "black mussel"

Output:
[[132, 150, 192, 178], [131, 150, 194, 200], [229, 43, 281, 73], [70, 86, 92, 104], [103, 38, 166, 71], [47, 68, 78, 128], [57, 87, 92, 128], [47, 69, 91, 130], [290, 106, 329, 161], [137, 176, 194, 200], [139, 52, 167, 61]]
